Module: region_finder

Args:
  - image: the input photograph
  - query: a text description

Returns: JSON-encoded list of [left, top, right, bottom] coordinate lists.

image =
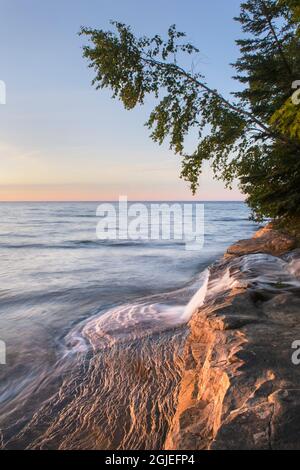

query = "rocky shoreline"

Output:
[[164, 225, 300, 450]]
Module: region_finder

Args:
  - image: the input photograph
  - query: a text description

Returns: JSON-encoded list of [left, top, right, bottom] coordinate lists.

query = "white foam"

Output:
[[182, 269, 209, 320], [205, 267, 240, 299], [65, 268, 211, 350], [287, 258, 300, 279]]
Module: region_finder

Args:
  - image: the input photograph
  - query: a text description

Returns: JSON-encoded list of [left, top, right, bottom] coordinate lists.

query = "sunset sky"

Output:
[[0, 0, 244, 201]]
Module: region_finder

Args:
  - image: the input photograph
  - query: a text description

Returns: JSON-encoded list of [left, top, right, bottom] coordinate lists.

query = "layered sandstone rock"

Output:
[[165, 229, 300, 450], [226, 223, 296, 258]]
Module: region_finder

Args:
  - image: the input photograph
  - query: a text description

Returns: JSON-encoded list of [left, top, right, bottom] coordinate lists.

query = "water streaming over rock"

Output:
[[1, 272, 210, 450], [0, 202, 257, 449]]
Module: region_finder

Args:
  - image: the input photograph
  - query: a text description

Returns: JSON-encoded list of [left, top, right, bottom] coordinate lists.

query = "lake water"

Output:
[[0, 201, 257, 449]]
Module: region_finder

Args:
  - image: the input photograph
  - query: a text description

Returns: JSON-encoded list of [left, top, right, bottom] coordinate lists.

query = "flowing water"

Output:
[[0, 201, 257, 449]]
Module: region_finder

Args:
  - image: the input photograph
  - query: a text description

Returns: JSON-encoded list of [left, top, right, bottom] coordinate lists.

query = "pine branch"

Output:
[[260, 0, 294, 76]]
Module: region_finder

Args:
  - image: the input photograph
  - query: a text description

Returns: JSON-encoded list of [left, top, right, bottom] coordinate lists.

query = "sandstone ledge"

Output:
[[164, 228, 300, 450], [226, 223, 296, 258]]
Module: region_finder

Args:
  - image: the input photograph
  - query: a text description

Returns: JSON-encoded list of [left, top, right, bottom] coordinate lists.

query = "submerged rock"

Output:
[[165, 230, 300, 450]]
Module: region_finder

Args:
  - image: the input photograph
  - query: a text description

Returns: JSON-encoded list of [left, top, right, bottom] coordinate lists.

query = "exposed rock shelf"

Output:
[[165, 227, 300, 450]]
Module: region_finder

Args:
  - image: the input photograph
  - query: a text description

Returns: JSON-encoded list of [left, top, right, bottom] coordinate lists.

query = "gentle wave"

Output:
[[0, 239, 188, 250]]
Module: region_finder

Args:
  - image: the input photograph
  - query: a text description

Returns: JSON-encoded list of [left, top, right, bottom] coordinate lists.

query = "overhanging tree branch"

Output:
[[142, 56, 289, 142], [80, 0, 300, 220]]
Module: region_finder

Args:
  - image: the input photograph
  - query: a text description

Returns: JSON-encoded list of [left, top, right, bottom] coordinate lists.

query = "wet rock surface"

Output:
[[165, 233, 300, 450]]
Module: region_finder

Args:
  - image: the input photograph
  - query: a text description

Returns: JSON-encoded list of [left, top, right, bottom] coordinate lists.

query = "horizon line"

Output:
[[0, 199, 246, 203]]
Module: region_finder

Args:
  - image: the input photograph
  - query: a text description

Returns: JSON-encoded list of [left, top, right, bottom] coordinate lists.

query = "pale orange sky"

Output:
[[0, 138, 244, 201], [0, 182, 244, 202]]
